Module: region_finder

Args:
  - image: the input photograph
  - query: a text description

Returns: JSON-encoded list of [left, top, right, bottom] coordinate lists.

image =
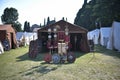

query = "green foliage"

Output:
[[23, 21, 27, 31], [1, 7, 18, 24], [0, 46, 120, 80], [23, 21, 30, 32], [74, 0, 120, 31], [27, 22, 30, 31], [62, 17, 65, 21], [47, 17, 50, 25], [44, 18, 46, 26], [1, 7, 22, 31], [12, 21, 22, 32]]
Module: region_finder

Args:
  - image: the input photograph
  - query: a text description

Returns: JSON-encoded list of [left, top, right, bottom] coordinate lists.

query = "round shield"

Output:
[[67, 52, 76, 63], [60, 54, 67, 63], [44, 54, 52, 63], [52, 54, 60, 64]]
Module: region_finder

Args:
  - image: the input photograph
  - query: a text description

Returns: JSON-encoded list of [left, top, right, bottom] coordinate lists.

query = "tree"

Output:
[[62, 17, 65, 21], [27, 22, 30, 32], [44, 18, 46, 26], [47, 17, 50, 25], [23, 21, 30, 32], [74, 0, 120, 31], [13, 21, 22, 31], [83, 0, 88, 7], [1, 7, 22, 31], [23, 21, 28, 32], [74, 0, 93, 30], [54, 17, 56, 22], [66, 18, 68, 21]]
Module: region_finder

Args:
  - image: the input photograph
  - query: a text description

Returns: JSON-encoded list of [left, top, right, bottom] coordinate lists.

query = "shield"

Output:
[[52, 54, 60, 64], [60, 54, 67, 63], [67, 52, 76, 63], [44, 54, 52, 63]]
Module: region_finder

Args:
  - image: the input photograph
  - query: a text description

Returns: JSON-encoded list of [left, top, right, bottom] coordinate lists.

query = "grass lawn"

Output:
[[0, 45, 120, 80]]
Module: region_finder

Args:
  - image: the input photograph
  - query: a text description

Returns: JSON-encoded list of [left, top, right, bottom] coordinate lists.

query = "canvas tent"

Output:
[[87, 29, 100, 44], [0, 24, 17, 49], [16, 32, 24, 42], [0, 41, 4, 54], [100, 27, 111, 47], [38, 20, 90, 52], [16, 32, 37, 46], [23, 32, 37, 45], [33, 28, 41, 32], [107, 21, 120, 51], [16, 32, 25, 46]]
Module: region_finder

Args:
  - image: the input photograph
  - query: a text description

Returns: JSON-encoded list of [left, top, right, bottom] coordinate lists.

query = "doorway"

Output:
[[70, 33, 82, 51], [10, 33, 14, 49]]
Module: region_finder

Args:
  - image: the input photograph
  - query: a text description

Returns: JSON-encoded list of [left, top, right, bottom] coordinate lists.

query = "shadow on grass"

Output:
[[16, 53, 45, 62], [19, 62, 62, 77], [18, 52, 86, 77], [16, 51, 88, 77], [25, 65, 57, 76], [74, 51, 86, 58], [16, 51, 87, 62], [94, 45, 120, 58]]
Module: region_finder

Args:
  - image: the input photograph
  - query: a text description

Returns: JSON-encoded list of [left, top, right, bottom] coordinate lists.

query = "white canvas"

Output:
[[113, 22, 120, 51], [107, 21, 120, 51], [16, 32, 37, 46], [0, 41, 4, 54], [87, 29, 100, 44], [100, 27, 111, 47]]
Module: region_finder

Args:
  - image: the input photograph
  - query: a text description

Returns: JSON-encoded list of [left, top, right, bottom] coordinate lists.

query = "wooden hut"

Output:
[[0, 24, 17, 49], [38, 20, 90, 52]]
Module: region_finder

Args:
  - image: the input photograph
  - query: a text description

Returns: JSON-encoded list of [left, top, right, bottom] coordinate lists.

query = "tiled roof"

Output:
[[38, 20, 88, 33], [0, 24, 15, 33]]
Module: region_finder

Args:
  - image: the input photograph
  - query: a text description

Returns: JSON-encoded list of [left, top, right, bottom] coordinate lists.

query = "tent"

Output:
[[33, 28, 41, 32], [0, 41, 4, 54], [16, 32, 25, 46], [100, 27, 111, 47], [16, 32, 24, 41], [38, 20, 90, 52], [0, 24, 17, 49], [107, 21, 120, 51], [87, 29, 100, 44], [16, 32, 37, 46], [23, 32, 37, 45]]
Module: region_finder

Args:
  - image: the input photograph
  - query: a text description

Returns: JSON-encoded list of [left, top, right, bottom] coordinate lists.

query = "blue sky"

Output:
[[0, 0, 88, 28]]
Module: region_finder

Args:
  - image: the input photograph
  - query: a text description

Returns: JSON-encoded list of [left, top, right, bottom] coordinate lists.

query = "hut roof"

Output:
[[38, 20, 88, 33], [0, 24, 15, 33]]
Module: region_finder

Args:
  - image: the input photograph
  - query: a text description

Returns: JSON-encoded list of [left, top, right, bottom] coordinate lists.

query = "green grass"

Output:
[[0, 45, 120, 80]]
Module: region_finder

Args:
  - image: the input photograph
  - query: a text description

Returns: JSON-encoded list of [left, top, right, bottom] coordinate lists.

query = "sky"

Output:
[[0, 0, 87, 28]]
